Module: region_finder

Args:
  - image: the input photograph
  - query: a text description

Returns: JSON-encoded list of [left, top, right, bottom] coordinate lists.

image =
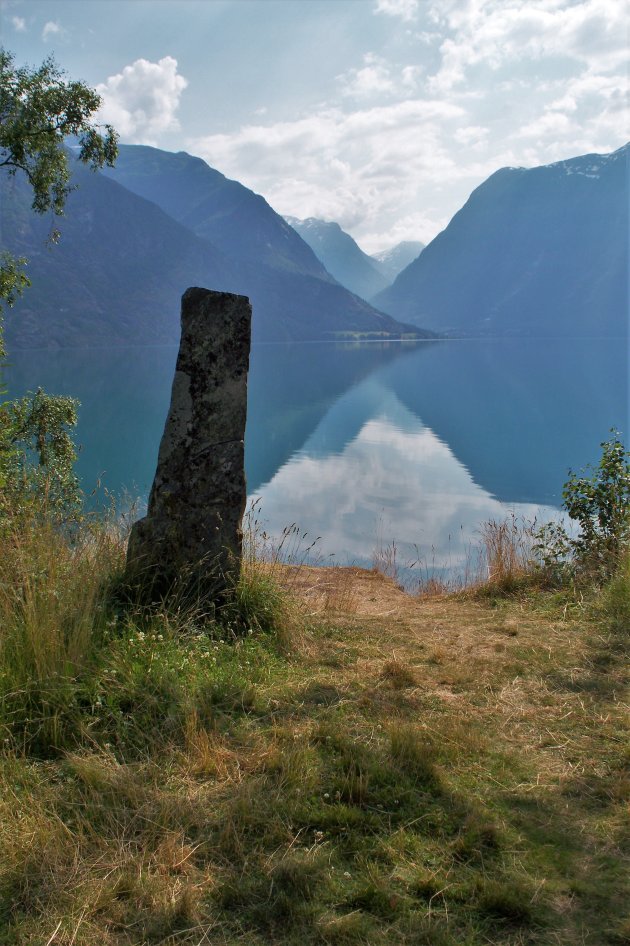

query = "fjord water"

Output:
[[6, 339, 627, 581]]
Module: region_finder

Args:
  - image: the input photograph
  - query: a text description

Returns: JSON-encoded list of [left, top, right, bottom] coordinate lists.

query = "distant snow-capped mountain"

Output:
[[370, 241, 425, 284], [285, 216, 389, 300]]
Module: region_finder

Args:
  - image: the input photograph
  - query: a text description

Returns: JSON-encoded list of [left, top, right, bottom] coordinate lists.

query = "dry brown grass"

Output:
[[1, 538, 627, 945], [274, 564, 361, 615], [0, 519, 125, 684], [379, 658, 417, 689]]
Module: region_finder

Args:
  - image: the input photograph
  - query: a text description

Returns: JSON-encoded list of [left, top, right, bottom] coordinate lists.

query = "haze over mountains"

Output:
[[375, 144, 629, 338], [285, 216, 424, 301], [2, 145, 420, 349], [285, 216, 387, 300], [371, 242, 425, 284], [102, 145, 423, 342]]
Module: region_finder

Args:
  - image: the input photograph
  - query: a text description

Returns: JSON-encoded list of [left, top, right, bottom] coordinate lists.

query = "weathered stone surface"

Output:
[[126, 287, 252, 600]]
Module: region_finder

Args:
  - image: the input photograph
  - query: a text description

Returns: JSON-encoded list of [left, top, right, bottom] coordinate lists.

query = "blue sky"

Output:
[[3, 0, 627, 251]]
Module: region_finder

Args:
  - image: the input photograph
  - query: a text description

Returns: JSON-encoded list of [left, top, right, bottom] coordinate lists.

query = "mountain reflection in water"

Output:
[[250, 372, 561, 579], [5, 337, 627, 581]]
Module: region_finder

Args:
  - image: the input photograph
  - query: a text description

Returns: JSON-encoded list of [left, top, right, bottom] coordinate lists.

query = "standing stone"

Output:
[[126, 287, 252, 601]]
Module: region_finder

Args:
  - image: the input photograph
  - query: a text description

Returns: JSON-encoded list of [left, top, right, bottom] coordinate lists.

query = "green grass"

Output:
[[0, 517, 628, 945]]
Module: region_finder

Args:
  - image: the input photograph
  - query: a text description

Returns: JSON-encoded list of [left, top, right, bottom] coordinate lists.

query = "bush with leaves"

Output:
[[535, 432, 630, 584], [564, 432, 630, 577], [0, 388, 81, 527]]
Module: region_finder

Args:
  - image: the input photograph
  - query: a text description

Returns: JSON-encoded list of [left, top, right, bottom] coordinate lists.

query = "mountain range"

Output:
[[284, 216, 388, 300], [2, 142, 626, 348], [285, 216, 424, 301], [101, 145, 424, 342], [374, 144, 629, 337], [2, 145, 422, 349]]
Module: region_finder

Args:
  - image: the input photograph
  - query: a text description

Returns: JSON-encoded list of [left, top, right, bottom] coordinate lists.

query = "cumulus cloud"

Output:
[[509, 66, 628, 158], [388, 0, 630, 177], [189, 97, 472, 247], [453, 125, 489, 148], [374, 0, 419, 22], [12, 16, 26, 32], [518, 110, 576, 139], [339, 54, 422, 99], [339, 54, 397, 98], [42, 20, 64, 41], [96, 57, 188, 145], [427, 0, 629, 92]]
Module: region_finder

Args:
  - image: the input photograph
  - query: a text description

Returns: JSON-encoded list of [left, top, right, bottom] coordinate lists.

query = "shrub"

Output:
[[535, 431, 630, 584], [0, 388, 82, 528], [563, 431, 630, 578]]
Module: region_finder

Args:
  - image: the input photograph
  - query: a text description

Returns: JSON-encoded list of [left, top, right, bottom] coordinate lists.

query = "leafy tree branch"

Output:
[[0, 48, 118, 215], [0, 48, 118, 523]]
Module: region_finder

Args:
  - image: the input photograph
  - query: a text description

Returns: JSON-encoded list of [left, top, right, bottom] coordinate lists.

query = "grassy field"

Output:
[[0, 523, 628, 945]]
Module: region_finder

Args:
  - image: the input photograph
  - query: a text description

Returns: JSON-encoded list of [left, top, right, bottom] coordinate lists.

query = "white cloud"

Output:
[[360, 209, 450, 253], [339, 54, 423, 99], [427, 0, 629, 92], [12, 15, 26, 32], [518, 109, 576, 139], [150, 0, 626, 249], [374, 0, 419, 22], [42, 20, 64, 41], [454, 124, 489, 147], [96, 57, 188, 145], [189, 98, 468, 246], [401, 65, 422, 89], [340, 54, 396, 98], [511, 67, 629, 157]]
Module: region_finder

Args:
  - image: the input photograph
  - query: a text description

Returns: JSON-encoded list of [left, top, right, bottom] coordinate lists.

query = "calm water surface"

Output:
[[6, 338, 628, 581]]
